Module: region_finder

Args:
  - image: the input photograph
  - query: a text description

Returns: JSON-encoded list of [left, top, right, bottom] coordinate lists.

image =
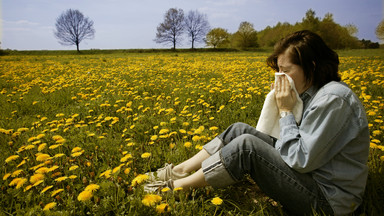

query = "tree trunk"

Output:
[[76, 43, 80, 52]]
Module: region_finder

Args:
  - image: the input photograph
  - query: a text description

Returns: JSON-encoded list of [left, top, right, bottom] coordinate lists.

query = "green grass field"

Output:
[[0, 50, 383, 215]]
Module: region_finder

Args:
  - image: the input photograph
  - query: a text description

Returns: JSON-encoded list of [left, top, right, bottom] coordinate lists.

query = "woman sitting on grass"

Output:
[[144, 30, 370, 215]]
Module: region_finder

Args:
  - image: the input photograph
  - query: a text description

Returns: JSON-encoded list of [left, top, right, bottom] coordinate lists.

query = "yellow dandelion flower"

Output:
[[124, 168, 131, 175], [84, 184, 100, 192], [33, 180, 44, 187], [113, 165, 123, 174], [159, 129, 169, 135], [78, 190, 93, 202], [36, 154, 51, 162], [127, 142, 135, 147], [49, 144, 62, 150], [17, 127, 29, 132], [211, 196, 223, 205], [71, 151, 84, 157], [184, 142, 192, 148], [161, 187, 170, 193], [141, 152, 151, 158], [35, 167, 49, 174], [69, 175, 77, 179], [131, 174, 149, 186], [41, 185, 53, 194], [141, 194, 162, 207], [5, 155, 19, 163], [36, 133, 45, 139], [43, 202, 57, 211], [16, 160, 26, 168], [173, 187, 183, 191], [11, 169, 23, 177], [69, 165, 79, 171], [372, 130, 382, 136], [24, 185, 33, 192], [99, 169, 112, 178], [209, 126, 219, 131], [55, 176, 68, 182], [51, 189, 64, 197], [25, 144, 36, 150], [9, 178, 22, 186], [195, 144, 203, 150], [30, 173, 45, 184], [38, 143, 47, 151], [47, 165, 59, 173], [192, 135, 201, 142], [72, 146, 82, 153], [52, 135, 64, 141], [120, 154, 132, 162], [54, 153, 65, 158], [16, 178, 28, 189], [156, 203, 170, 213], [169, 143, 175, 149], [150, 135, 158, 141], [28, 137, 37, 142], [3, 173, 11, 181]]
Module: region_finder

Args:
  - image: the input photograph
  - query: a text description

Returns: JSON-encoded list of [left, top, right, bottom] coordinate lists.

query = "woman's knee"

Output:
[[223, 134, 260, 155]]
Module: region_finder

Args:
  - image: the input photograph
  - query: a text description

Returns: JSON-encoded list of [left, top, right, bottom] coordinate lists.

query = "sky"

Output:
[[1, 0, 382, 50]]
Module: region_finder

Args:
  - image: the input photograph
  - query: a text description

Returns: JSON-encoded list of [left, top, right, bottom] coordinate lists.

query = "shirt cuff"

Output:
[[279, 113, 298, 141], [279, 113, 296, 126]]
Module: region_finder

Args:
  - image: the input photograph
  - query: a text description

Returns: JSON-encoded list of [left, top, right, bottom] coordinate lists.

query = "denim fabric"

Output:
[[202, 122, 333, 215]]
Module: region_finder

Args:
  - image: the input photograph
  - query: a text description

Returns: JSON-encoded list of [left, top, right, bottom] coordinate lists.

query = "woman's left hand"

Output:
[[275, 75, 297, 112]]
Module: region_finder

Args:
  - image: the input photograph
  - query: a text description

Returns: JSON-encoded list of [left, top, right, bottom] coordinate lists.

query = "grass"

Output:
[[0, 50, 383, 215]]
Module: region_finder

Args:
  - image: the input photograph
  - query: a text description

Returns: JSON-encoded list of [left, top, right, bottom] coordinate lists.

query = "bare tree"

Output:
[[184, 10, 210, 49], [54, 9, 95, 52], [154, 8, 185, 49]]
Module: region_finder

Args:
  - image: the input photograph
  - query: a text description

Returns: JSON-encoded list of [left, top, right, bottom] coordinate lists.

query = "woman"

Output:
[[145, 30, 370, 215]]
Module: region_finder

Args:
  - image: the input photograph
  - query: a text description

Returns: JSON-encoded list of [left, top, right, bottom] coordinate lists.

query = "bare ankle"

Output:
[[172, 165, 186, 175]]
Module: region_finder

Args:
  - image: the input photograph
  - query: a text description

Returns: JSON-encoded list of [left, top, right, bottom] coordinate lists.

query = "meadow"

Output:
[[0, 50, 383, 215]]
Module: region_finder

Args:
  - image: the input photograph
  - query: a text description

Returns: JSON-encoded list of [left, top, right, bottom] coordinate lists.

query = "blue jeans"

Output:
[[201, 122, 334, 215]]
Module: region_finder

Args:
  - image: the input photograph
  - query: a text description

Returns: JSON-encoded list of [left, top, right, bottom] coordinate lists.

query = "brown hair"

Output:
[[267, 30, 340, 89]]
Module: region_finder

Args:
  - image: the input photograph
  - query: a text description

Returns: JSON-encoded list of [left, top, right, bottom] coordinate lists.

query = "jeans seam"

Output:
[[219, 150, 239, 182]]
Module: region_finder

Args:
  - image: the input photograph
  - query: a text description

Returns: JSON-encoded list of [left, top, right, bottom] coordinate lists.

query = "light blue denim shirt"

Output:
[[275, 81, 370, 215]]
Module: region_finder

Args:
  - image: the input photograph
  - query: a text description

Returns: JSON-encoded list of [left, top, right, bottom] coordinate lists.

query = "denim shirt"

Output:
[[275, 81, 370, 215]]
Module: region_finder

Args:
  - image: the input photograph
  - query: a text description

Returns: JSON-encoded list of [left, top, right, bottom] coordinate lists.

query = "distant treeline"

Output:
[[257, 10, 379, 49], [211, 9, 380, 50]]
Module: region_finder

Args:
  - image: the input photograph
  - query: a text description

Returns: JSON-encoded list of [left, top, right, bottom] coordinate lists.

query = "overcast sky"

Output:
[[1, 0, 382, 50]]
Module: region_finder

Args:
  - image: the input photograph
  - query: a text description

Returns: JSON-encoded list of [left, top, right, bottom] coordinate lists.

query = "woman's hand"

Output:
[[274, 75, 297, 112]]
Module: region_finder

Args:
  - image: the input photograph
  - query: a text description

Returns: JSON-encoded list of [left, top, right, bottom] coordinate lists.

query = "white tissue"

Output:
[[255, 73, 303, 139]]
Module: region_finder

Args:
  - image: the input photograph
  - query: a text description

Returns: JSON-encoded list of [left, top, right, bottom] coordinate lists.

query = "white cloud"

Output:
[[3, 19, 53, 32]]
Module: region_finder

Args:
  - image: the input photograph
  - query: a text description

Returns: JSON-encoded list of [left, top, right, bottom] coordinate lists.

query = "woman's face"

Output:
[[277, 48, 311, 94]]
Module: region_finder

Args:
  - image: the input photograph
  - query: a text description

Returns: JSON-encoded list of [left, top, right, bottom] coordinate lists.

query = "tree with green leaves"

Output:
[[232, 21, 258, 49], [205, 28, 230, 48], [375, 19, 384, 42], [54, 9, 95, 52], [154, 8, 185, 49]]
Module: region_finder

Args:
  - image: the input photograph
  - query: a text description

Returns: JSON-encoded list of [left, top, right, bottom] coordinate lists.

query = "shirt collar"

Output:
[[300, 86, 317, 103]]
